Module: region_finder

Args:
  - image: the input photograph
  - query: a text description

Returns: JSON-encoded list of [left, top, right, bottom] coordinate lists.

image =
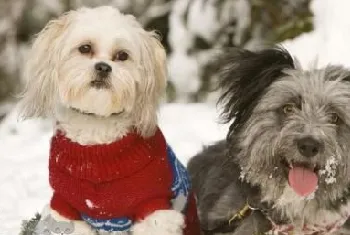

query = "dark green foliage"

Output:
[[20, 213, 41, 235], [250, 0, 313, 43]]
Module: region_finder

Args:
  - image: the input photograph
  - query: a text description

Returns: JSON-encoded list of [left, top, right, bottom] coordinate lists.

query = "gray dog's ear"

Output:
[[217, 47, 295, 133]]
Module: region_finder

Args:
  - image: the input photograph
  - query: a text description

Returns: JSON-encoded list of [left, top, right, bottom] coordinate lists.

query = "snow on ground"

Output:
[[0, 104, 227, 234], [2, 0, 350, 234]]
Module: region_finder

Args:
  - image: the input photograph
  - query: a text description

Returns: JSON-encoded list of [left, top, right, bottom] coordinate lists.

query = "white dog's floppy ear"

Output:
[[134, 30, 167, 137], [19, 11, 74, 119]]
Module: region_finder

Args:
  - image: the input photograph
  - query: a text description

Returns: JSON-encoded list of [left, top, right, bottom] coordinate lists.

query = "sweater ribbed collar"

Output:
[[49, 127, 166, 183]]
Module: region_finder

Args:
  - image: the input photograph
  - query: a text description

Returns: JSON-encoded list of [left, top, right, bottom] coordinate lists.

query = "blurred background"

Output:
[[0, 0, 313, 110], [0, 0, 349, 234]]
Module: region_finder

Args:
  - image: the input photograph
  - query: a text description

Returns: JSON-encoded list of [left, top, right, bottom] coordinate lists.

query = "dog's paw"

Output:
[[132, 210, 185, 235]]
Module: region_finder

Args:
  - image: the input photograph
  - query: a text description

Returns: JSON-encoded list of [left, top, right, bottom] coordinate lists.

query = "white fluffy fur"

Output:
[[132, 210, 185, 235], [19, 6, 167, 144], [54, 104, 133, 144], [19, 5, 183, 235]]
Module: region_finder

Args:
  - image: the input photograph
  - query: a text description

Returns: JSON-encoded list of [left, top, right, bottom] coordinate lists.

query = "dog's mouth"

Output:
[[281, 158, 319, 197], [90, 80, 110, 89], [70, 107, 124, 117]]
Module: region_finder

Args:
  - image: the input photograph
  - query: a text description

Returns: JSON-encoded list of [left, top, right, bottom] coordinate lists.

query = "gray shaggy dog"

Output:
[[188, 47, 350, 235]]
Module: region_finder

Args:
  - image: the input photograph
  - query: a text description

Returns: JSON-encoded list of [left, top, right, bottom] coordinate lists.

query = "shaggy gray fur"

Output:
[[188, 47, 350, 234]]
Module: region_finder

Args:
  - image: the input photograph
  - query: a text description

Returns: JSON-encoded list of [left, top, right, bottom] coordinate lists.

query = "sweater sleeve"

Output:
[[134, 198, 172, 221], [50, 192, 81, 220]]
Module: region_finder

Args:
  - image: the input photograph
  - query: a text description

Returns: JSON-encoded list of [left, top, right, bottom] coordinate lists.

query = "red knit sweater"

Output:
[[49, 128, 200, 234]]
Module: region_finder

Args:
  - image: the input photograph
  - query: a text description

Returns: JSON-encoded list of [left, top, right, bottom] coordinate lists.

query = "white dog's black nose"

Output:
[[296, 137, 322, 158], [92, 62, 112, 88], [95, 62, 112, 75]]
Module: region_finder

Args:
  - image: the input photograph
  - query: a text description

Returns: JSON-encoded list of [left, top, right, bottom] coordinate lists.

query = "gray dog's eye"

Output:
[[282, 103, 297, 115], [328, 112, 339, 124]]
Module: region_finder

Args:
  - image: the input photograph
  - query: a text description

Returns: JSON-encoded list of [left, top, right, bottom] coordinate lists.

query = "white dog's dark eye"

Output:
[[79, 44, 92, 54], [114, 51, 129, 61]]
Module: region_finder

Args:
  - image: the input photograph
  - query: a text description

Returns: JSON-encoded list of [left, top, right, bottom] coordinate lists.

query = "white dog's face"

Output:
[[59, 8, 146, 116], [20, 6, 166, 137]]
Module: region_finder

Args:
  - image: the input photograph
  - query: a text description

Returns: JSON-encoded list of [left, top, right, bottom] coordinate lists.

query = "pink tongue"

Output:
[[288, 166, 318, 197]]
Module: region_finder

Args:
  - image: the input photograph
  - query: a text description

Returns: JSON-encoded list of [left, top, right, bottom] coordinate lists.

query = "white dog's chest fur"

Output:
[[264, 185, 350, 234], [55, 106, 133, 145]]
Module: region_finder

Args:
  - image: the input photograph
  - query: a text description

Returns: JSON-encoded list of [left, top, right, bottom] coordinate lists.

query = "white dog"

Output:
[[19, 6, 200, 235]]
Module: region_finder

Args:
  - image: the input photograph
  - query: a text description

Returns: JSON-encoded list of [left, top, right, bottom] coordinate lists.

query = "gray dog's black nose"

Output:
[[297, 137, 322, 158], [95, 62, 112, 74]]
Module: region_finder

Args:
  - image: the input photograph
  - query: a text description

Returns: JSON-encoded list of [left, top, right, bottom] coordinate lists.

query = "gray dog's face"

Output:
[[241, 68, 350, 203], [219, 48, 350, 207]]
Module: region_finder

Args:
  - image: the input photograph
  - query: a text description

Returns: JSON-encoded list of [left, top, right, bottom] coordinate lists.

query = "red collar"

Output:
[[49, 127, 166, 183]]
